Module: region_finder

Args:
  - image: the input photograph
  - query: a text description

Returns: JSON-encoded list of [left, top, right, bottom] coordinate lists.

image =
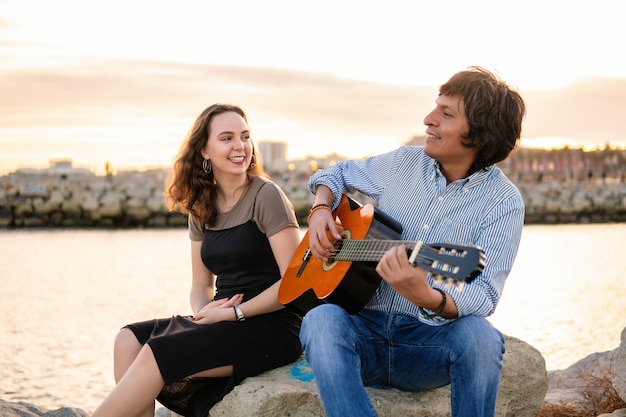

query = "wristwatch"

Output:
[[234, 305, 246, 321]]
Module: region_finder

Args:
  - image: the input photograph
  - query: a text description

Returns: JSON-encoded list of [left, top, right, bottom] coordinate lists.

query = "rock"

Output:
[[598, 409, 626, 417], [0, 399, 45, 417], [32, 190, 65, 214], [98, 190, 125, 218], [156, 407, 183, 417], [0, 207, 12, 226], [41, 408, 88, 417], [126, 197, 152, 222], [497, 335, 548, 415], [18, 183, 50, 199], [205, 334, 547, 417], [13, 197, 33, 217], [612, 327, 626, 402], [544, 328, 626, 415], [146, 194, 167, 212], [0, 400, 87, 417]]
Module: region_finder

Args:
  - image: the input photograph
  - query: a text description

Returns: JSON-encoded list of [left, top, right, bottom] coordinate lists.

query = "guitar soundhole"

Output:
[[322, 230, 351, 271]]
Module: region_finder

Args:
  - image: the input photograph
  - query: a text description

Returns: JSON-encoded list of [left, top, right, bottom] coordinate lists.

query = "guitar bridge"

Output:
[[296, 248, 312, 278]]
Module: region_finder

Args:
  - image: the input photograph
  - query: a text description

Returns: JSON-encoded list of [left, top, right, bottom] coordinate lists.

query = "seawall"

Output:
[[1, 169, 625, 228]]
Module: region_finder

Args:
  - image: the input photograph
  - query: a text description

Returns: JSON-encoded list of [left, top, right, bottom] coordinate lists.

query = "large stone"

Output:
[[0, 400, 87, 417], [544, 327, 626, 415], [32, 189, 65, 214], [146, 194, 167, 212], [612, 327, 626, 402], [598, 409, 626, 417], [204, 334, 547, 417], [98, 190, 125, 217], [18, 183, 50, 199]]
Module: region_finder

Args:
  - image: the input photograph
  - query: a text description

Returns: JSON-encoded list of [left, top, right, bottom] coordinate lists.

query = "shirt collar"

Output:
[[432, 160, 494, 189]]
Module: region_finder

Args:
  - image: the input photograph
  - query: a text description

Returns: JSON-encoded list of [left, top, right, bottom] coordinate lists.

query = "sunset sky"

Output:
[[1, 0, 625, 175]]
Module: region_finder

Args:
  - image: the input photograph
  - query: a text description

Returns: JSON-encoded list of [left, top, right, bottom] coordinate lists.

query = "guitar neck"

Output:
[[334, 239, 422, 262]]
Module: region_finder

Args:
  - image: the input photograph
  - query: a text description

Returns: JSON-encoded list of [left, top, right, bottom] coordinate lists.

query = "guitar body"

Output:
[[279, 195, 403, 315], [279, 195, 485, 315]]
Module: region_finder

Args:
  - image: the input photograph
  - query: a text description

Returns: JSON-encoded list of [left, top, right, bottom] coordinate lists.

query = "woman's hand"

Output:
[[190, 293, 244, 324]]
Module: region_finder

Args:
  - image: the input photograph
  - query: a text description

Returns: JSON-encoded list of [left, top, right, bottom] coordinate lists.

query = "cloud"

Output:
[[0, 60, 433, 135], [522, 79, 626, 144], [1, 59, 625, 155], [0, 18, 11, 30]]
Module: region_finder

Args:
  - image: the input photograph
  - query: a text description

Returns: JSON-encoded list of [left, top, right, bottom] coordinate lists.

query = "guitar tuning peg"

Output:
[[455, 281, 465, 292], [433, 275, 444, 285], [444, 280, 454, 289]]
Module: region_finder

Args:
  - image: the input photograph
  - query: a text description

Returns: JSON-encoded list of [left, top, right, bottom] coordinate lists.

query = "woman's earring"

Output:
[[202, 159, 212, 174], [249, 154, 257, 169]]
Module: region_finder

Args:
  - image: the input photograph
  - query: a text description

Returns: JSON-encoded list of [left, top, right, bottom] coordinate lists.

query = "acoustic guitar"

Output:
[[278, 194, 486, 315]]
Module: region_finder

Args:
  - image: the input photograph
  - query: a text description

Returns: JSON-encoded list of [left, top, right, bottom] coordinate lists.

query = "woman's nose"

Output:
[[232, 137, 244, 149]]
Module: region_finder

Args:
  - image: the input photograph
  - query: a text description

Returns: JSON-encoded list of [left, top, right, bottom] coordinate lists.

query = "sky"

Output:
[[1, 0, 626, 175]]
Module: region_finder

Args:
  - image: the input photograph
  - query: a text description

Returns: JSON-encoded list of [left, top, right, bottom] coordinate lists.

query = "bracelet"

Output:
[[233, 305, 245, 321], [419, 288, 447, 319], [307, 203, 332, 223]]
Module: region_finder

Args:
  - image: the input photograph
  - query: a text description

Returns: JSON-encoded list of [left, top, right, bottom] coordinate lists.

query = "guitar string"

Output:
[[331, 240, 475, 278], [334, 240, 468, 261]]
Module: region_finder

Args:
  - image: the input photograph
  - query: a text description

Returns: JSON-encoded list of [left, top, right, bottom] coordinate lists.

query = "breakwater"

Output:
[[1, 169, 625, 228], [0, 170, 187, 228]]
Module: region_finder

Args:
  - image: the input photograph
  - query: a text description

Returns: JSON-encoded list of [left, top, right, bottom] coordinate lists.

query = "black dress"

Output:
[[125, 180, 302, 417]]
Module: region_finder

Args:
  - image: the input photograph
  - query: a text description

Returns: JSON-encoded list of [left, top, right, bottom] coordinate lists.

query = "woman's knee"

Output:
[[114, 328, 142, 359], [113, 328, 143, 382]]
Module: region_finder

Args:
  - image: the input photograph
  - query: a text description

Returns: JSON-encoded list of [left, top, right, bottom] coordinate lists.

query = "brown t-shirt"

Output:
[[188, 175, 298, 240]]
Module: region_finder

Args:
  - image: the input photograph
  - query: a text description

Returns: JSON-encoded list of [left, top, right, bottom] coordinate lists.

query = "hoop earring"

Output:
[[202, 159, 212, 174], [249, 154, 257, 169]]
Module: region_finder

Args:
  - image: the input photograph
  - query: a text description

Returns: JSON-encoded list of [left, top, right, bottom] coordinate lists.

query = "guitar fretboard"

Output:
[[328, 239, 483, 283], [333, 239, 466, 264], [332, 239, 421, 262]]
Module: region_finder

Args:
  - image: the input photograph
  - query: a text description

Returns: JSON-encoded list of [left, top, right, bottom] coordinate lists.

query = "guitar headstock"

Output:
[[411, 242, 486, 291]]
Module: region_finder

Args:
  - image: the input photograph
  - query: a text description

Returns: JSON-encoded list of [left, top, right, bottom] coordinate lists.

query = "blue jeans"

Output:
[[299, 304, 505, 417]]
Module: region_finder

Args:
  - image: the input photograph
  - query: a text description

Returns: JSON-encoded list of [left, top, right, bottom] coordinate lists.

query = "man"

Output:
[[301, 66, 526, 417]]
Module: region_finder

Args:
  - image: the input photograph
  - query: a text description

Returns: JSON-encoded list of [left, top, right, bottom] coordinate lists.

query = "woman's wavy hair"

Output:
[[165, 103, 267, 227], [440, 66, 526, 173]]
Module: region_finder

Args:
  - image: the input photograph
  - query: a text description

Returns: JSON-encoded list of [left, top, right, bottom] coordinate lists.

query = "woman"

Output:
[[91, 104, 303, 417]]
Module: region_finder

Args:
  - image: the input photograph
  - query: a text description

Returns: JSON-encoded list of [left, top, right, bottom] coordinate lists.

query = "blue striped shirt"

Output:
[[308, 146, 525, 325]]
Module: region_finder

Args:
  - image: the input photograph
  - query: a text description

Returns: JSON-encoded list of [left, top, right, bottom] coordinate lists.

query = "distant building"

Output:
[[14, 159, 94, 178], [258, 141, 289, 173]]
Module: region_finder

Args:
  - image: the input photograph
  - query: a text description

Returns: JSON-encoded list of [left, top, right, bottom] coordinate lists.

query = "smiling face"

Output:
[[201, 111, 253, 179], [423, 94, 478, 182]]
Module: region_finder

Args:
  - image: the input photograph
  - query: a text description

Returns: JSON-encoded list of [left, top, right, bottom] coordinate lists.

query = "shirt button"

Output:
[[437, 195, 444, 202], [423, 224, 430, 231]]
